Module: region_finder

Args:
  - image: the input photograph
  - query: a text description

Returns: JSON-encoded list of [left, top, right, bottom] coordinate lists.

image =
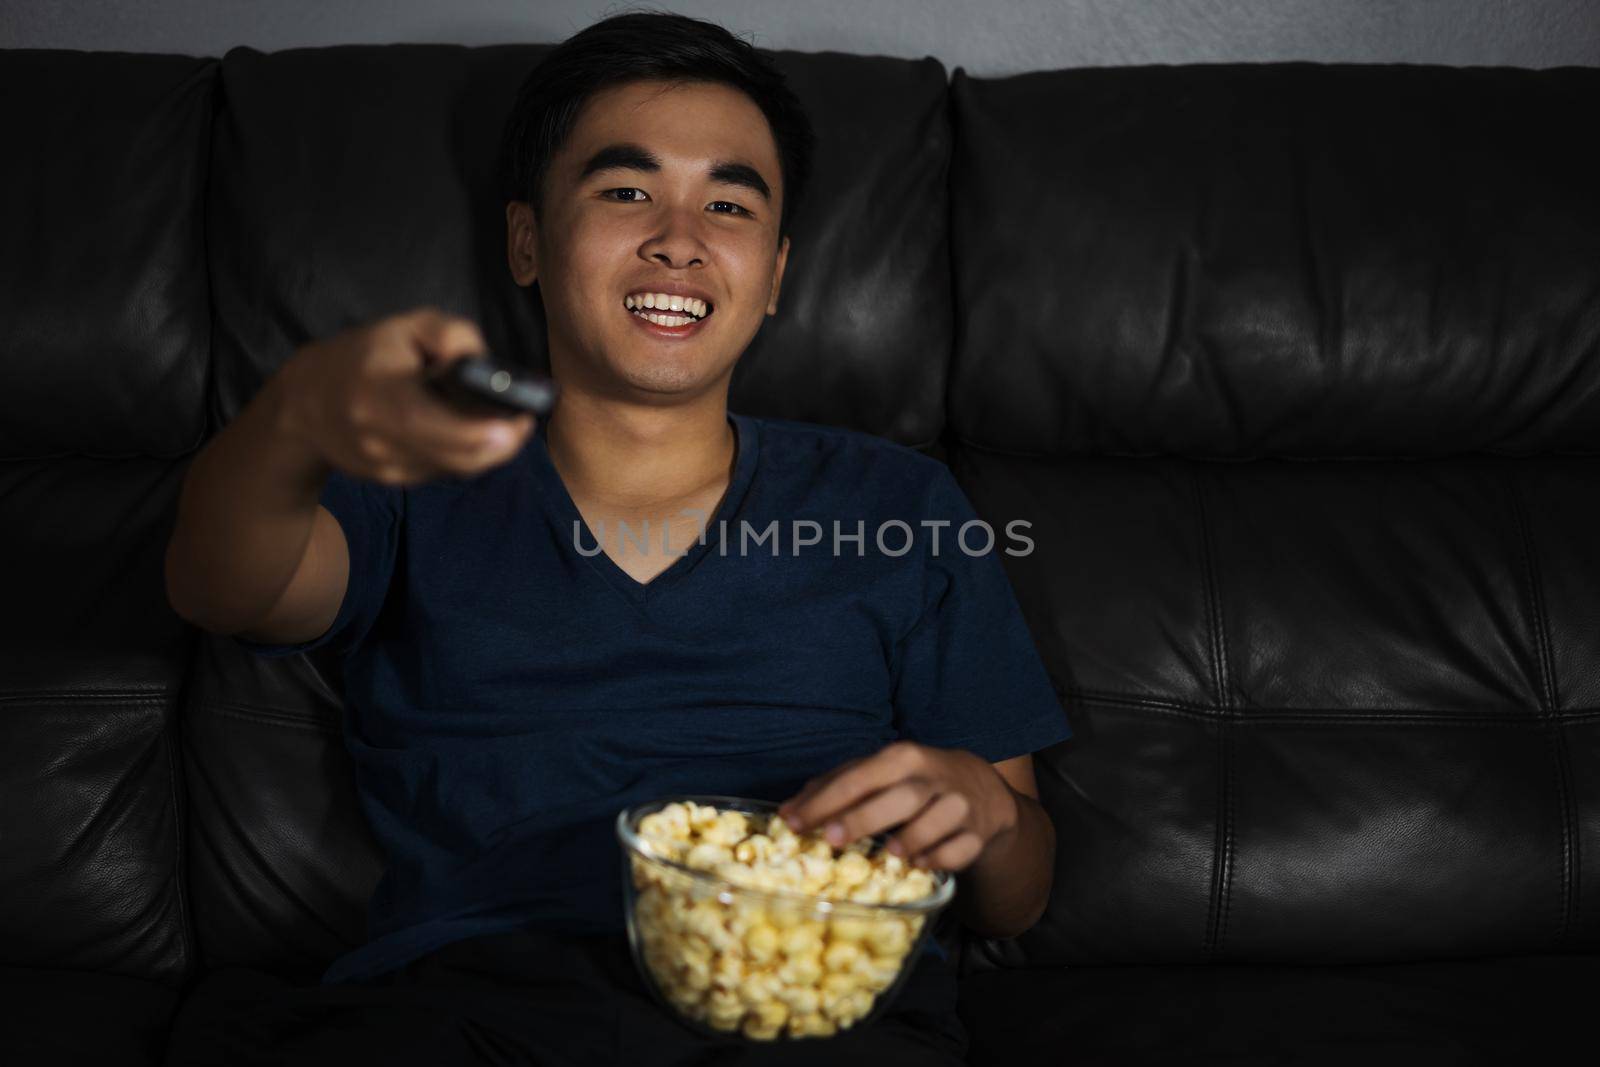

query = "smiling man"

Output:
[[164, 11, 1070, 1066]]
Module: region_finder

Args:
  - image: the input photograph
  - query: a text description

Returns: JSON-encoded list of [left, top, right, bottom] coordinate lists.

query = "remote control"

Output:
[[425, 355, 559, 418]]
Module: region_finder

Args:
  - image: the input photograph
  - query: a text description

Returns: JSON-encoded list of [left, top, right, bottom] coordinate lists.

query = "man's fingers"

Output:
[[778, 759, 862, 823], [887, 790, 969, 858], [777, 776, 832, 827], [910, 830, 985, 872], [408, 385, 531, 458], [404, 307, 487, 368], [366, 370, 530, 474], [781, 746, 911, 835], [826, 781, 934, 848]]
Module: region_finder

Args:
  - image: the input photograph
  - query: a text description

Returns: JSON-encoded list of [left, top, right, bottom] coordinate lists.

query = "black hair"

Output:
[[497, 9, 817, 241]]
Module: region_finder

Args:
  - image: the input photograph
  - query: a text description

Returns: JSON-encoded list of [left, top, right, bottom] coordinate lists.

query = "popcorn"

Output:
[[776, 984, 820, 1016], [743, 999, 788, 1041], [710, 809, 751, 841], [778, 923, 824, 958], [777, 950, 823, 987], [627, 800, 940, 1040], [738, 968, 782, 1008], [744, 922, 780, 964], [685, 842, 734, 870], [864, 919, 910, 957], [733, 834, 775, 865], [832, 850, 873, 889], [639, 805, 691, 841], [787, 1011, 837, 1039], [822, 940, 862, 973]]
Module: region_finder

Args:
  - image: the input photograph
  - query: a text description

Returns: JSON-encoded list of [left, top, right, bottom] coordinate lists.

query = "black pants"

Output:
[[164, 929, 970, 1066]]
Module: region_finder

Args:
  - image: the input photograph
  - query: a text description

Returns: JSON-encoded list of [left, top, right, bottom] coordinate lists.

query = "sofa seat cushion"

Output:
[[0, 967, 179, 1066], [958, 954, 1597, 1066]]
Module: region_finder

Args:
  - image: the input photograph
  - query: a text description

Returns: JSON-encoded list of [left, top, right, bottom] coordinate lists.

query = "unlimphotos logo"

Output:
[[573, 510, 1035, 559]]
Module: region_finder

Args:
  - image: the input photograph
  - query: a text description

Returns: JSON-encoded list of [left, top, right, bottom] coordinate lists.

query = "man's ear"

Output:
[[506, 201, 539, 286], [766, 235, 791, 315]]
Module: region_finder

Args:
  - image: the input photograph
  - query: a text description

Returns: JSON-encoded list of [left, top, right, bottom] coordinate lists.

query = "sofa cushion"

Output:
[[950, 445, 1600, 967], [0, 52, 213, 460], [181, 636, 381, 981], [958, 954, 1598, 1065], [948, 63, 1600, 459], [0, 966, 179, 1067], [0, 458, 195, 986]]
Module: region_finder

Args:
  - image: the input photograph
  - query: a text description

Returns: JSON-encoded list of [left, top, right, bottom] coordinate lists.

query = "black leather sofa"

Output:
[[3, 41, 1597, 1065]]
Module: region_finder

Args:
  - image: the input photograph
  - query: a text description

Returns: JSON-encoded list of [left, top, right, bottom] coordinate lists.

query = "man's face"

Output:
[[506, 79, 791, 404]]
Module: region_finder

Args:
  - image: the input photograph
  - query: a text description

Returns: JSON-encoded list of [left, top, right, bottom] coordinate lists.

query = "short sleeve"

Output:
[[233, 469, 402, 659], [889, 468, 1072, 763]]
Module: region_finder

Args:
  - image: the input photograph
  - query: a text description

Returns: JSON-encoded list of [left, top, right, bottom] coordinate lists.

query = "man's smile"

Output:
[[624, 286, 716, 336]]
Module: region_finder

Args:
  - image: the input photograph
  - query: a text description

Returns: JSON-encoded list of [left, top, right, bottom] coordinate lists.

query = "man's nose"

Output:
[[641, 208, 708, 268]]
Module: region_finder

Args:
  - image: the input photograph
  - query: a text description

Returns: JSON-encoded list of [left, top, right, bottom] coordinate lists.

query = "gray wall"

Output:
[[3, 0, 1596, 72]]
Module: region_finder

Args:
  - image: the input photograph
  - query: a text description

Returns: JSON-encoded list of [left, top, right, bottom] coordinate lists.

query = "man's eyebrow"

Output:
[[578, 143, 660, 180], [579, 142, 771, 201], [707, 161, 770, 201]]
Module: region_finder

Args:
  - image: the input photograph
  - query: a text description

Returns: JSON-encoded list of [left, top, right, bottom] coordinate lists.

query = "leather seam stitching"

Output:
[[1509, 475, 1577, 943], [162, 716, 196, 980], [1194, 467, 1234, 958], [1066, 687, 1600, 722], [0, 690, 169, 704], [1070, 704, 1590, 728], [947, 434, 1600, 464], [196, 58, 220, 447]]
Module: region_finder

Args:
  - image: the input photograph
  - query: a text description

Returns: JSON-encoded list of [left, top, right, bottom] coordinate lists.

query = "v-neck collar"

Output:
[[530, 410, 760, 604]]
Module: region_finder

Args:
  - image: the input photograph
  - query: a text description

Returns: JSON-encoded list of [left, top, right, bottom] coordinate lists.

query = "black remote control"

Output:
[[425, 355, 559, 418]]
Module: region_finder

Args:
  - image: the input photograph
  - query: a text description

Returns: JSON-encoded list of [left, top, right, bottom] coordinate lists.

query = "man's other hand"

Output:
[[776, 741, 1022, 873]]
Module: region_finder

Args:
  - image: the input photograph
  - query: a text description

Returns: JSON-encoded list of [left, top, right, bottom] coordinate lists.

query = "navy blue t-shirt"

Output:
[[238, 411, 1071, 985]]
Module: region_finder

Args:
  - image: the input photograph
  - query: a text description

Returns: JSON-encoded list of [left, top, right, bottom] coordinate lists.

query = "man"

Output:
[[164, 11, 1070, 1065]]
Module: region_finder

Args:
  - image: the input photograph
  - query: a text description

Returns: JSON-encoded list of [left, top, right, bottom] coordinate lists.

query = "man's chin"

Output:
[[610, 360, 733, 403]]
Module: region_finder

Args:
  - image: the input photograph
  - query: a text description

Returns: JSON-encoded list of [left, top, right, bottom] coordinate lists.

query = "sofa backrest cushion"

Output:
[[0, 52, 213, 461], [949, 63, 1600, 459]]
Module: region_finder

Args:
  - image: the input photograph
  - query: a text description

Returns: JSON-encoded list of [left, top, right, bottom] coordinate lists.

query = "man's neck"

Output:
[[543, 392, 736, 513]]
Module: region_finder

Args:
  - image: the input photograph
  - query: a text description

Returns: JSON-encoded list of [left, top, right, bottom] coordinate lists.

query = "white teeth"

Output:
[[643, 312, 694, 326], [625, 292, 709, 319]]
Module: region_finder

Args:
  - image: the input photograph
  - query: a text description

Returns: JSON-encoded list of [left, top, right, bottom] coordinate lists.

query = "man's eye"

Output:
[[601, 190, 747, 216]]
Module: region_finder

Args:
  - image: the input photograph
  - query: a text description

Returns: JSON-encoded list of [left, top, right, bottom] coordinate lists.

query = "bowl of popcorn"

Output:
[[615, 795, 955, 1041]]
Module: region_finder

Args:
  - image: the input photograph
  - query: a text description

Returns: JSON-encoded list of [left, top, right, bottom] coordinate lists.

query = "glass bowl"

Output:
[[615, 794, 956, 1042]]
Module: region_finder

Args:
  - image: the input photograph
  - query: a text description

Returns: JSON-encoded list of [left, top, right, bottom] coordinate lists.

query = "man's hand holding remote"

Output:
[[277, 306, 537, 488], [164, 306, 535, 642]]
